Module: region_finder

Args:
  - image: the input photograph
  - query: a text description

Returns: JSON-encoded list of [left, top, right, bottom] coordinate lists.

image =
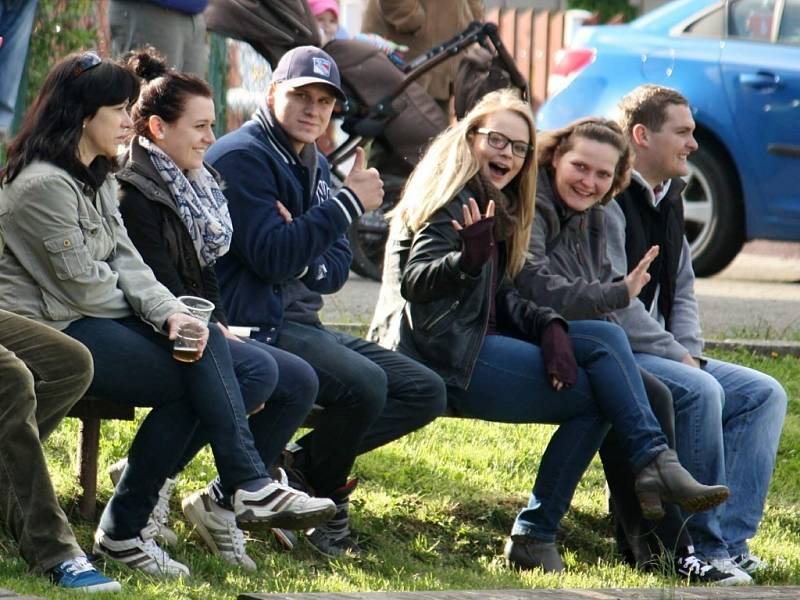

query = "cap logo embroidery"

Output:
[[312, 57, 331, 77]]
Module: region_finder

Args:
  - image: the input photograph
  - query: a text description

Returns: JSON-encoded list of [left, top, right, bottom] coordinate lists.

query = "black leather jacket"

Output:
[[116, 137, 228, 325], [369, 188, 565, 389]]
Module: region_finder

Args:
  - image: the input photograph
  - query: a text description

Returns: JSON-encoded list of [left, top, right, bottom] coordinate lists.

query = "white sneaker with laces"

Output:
[[93, 524, 190, 578], [182, 489, 256, 571], [733, 552, 770, 575], [708, 557, 753, 585], [108, 457, 179, 547], [233, 480, 336, 531]]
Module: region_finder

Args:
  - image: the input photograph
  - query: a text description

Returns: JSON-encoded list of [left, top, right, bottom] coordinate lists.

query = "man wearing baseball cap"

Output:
[[206, 46, 446, 557]]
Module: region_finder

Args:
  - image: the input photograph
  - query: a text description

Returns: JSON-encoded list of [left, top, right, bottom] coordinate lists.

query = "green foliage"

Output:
[[20, 0, 97, 114], [1, 349, 799, 597], [567, 0, 639, 23]]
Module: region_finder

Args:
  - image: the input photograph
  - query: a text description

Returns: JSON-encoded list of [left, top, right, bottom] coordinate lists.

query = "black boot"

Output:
[[634, 449, 729, 520]]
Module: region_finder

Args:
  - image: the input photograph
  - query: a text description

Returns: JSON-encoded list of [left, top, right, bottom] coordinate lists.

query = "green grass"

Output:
[[2, 348, 799, 598]]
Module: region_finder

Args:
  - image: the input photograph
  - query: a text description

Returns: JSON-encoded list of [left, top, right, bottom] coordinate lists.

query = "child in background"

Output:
[[308, 0, 408, 66], [309, 0, 350, 44]]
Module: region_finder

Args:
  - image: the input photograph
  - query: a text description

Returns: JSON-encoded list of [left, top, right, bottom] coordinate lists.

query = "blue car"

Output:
[[537, 0, 800, 275]]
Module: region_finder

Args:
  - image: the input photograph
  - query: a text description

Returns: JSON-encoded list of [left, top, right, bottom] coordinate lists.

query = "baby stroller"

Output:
[[205, 2, 529, 280]]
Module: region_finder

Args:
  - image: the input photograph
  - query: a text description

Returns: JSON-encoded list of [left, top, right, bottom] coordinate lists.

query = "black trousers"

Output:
[[600, 367, 692, 566]]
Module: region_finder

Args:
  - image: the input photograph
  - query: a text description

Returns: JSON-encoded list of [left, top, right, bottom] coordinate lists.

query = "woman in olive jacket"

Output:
[[0, 51, 334, 578], [368, 88, 728, 573]]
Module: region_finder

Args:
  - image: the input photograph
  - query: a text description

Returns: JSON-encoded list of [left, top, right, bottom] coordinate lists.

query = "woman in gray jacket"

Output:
[[514, 117, 737, 585], [0, 52, 335, 579]]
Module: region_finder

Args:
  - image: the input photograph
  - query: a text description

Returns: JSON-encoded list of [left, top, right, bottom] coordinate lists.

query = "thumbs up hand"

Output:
[[344, 147, 384, 212]]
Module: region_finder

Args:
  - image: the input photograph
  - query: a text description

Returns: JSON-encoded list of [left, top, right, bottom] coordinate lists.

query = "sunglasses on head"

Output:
[[73, 52, 102, 78], [475, 128, 533, 158]]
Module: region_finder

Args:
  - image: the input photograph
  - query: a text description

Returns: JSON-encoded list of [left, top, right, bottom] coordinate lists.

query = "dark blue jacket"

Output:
[[206, 108, 363, 342]]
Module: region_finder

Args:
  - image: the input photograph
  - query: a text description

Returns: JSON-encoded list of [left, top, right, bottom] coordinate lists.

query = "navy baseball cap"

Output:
[[271, 46, 346, 101]]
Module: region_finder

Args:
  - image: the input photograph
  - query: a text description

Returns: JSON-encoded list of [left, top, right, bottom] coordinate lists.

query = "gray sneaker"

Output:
[[306, 500, 362, 557], [182, 489, 256, 571], [108, 458, 178, 547]]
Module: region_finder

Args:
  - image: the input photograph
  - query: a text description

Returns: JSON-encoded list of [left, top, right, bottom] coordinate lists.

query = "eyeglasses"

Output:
[[73, 52, 102, 78], [475, 128, 532, 158]]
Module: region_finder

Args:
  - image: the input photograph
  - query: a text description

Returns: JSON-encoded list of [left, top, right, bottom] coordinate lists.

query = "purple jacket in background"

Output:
[[148, 0, 209, 15]]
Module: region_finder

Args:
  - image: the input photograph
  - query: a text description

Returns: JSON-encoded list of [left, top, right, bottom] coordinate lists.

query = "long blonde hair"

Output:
[[391, 88, 537, 277]]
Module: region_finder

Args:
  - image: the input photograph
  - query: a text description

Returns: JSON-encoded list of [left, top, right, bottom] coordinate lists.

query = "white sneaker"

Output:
[[108, 458, 179, 547], [93, 525, 190, 578], [733, 552, 770, 575], [233, 481, 336, 531], [708, 557, 754, 585], [182, 489, 256, 571]]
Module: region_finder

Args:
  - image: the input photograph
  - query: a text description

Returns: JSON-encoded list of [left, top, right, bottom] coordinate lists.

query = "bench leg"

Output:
[[77, 416, 100, 521]]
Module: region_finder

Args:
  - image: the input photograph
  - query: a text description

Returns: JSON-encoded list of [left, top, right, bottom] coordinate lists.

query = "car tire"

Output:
[[347, 175, 403, 281], [683, 143, 745, 277]]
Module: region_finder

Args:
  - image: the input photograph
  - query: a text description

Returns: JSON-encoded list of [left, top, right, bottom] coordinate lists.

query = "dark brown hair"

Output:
[[2, 52, 139, 186], [617, 84, 689, 139], [127, 49, 213, 138], [537, 117, 632, 205]]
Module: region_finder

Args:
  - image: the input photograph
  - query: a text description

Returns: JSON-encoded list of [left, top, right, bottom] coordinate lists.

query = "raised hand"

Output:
[[624, 245, 659, 299], [343, 147, 384, 213], [451, 197, 495, 231]]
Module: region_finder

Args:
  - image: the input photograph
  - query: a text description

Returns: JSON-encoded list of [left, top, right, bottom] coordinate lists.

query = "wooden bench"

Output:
[[66, 395, 135, 520]]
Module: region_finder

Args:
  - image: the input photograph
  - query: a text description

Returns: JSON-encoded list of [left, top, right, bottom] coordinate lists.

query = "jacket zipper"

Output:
[[423, 300, 460, 330]]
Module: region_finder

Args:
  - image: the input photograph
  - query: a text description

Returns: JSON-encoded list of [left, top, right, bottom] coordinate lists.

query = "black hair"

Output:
[[127, 48, 213, 138], [2, 51, 140, 186]]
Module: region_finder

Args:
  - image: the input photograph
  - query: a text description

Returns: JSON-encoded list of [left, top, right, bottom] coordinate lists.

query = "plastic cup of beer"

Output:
[[172, 321, 206, 363], [177, 295, 214, 324]]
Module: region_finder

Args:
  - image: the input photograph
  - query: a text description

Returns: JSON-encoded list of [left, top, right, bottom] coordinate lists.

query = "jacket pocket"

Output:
[[40, 287, 78, 322], [43, 228, 92, 280]]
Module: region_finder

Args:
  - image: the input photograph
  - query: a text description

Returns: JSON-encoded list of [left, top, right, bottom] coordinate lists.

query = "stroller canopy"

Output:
[[204, 0, 321, 66]]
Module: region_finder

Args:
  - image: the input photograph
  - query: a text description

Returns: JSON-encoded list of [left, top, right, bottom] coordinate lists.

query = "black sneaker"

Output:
[[503, 535, 565, 573], [675, 553, 744, 585], [277, 444, 315, 494], [305, 479, 362, 558]]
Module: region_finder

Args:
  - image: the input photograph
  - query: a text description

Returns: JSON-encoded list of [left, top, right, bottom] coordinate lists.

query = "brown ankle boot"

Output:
[[634, 449, 730, 520]]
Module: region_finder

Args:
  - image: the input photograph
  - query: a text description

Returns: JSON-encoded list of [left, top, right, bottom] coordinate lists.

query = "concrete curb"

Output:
[[704, 339, 800, 357], [240, 587, 800, 599]]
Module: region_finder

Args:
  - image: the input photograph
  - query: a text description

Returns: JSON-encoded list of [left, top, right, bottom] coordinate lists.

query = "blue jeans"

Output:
[[0, 0, 37, 132], [64, 317, 268, 540], [634, 353, 787, 560], [447, 321, 669, 542], [173, 335, 318, 477], [276, 321, 447, 497]]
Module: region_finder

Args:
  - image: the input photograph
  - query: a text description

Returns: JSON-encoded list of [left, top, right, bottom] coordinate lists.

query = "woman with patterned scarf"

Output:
[[117, 50, 321, 569], [368, 88, 729, 573]]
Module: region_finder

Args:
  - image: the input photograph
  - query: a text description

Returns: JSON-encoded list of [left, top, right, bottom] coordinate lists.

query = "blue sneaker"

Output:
[[50, 556, 121, 593]]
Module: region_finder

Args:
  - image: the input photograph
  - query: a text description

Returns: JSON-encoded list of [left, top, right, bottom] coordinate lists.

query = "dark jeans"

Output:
[[600, 368, 693, 565], [172, 335, 318, 481], [65, 316, 268, 540], [275, 321, 447, 496], [0, 310, 92, 572], [446, 321, 669, 542]]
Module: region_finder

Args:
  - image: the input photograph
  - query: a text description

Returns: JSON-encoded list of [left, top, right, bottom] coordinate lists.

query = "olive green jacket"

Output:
[[0, 161, 185, 330]]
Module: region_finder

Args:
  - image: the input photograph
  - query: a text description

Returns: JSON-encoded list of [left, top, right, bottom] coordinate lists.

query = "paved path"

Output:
[[321, 242, 800, 340], [0, 589, 43, 600], [241, 587, 800, 599]]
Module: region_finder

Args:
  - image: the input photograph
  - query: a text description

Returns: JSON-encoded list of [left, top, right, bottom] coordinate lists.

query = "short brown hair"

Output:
[[617, 84, 689, 139], [537, 117, 632, 205]]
